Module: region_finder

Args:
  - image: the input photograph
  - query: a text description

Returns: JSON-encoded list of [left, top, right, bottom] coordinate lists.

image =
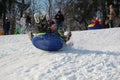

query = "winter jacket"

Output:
[[55, 13, 64, 22], [3, 21, 10, 30]]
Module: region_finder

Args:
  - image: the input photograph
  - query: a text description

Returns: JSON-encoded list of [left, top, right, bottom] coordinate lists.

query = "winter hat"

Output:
[[58, 10, 61, 13], [40, 11, 46, 20], [34, 13, 40, 23], [22, 14, 26, 17], [16, 20, 20, 24], [46, 18, 50, 23], [94, 18, 99, 25]]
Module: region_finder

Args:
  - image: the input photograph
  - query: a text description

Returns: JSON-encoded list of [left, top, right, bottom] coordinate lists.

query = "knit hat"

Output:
[[40, 11, 46, 20], [34, 13, 40, 23]]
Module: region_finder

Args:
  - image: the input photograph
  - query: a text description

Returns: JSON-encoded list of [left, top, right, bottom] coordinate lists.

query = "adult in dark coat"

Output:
[[3, 19, 10, 35], [55, 10, 64, 30]]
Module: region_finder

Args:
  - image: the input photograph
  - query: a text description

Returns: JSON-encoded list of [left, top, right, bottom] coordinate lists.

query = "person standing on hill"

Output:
[[15, 18, 21, 34], [55, 10, 64, 30], [26, 12, 31, 31], [3, 18, 10, 35], [20, 14, 27, 34], [109, 4, 116, 28]]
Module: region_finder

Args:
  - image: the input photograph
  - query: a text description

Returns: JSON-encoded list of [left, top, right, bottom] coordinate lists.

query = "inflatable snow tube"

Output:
[[32, 33, 64, 51], [88, 24, 103, 30]]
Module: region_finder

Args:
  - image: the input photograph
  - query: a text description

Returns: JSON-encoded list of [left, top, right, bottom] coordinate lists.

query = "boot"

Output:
[[66, 31, 72, 41], [28, 31, 33, 40]]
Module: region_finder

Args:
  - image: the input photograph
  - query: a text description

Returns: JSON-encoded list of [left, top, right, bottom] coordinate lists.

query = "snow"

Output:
[[0, 28, 120, 80]]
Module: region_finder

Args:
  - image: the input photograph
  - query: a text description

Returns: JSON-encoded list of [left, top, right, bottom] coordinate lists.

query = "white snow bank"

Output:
[[0, 28, 120, 80]]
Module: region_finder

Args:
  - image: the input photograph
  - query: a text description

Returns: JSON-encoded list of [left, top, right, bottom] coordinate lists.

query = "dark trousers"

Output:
[[109, 20, 114, 28], [4, 29, 9, 35], [56, 21, 63, 30]]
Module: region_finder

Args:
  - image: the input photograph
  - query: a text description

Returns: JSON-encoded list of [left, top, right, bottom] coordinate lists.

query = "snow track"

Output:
[[0, 28, 120, 80]]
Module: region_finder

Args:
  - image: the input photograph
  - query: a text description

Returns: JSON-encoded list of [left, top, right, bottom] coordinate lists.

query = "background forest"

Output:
[[0, 0, 120, 34]]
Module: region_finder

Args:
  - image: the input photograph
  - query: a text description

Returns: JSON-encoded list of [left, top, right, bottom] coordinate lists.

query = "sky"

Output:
[[30, 0, 49, 13], [0, 28, 120, 80]]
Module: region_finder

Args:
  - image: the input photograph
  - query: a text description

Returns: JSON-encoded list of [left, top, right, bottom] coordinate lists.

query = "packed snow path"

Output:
[[0, 28, 120, 80]]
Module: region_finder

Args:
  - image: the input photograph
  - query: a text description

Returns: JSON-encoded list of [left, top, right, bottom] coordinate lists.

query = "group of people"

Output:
[[29, 10, 71, 42], [16, 13, 32, 34], [12, 10, 71, 42], [2, 10, 71, 42], [3, 12, 32, 35]]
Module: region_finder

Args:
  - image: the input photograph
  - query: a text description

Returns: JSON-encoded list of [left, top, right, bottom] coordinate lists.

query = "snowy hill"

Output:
[[0, 28, 120, 80]]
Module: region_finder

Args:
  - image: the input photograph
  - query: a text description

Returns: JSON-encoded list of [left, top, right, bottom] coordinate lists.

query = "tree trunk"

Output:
[[20, 0, 24, 17], [101, 0, 106, 25]]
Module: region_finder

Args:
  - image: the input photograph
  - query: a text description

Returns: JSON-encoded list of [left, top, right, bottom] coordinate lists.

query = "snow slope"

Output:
[[0, 28, 120, 80]]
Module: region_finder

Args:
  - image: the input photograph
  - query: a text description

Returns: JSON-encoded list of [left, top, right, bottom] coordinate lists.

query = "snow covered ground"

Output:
[[0, 28, 120, 80]]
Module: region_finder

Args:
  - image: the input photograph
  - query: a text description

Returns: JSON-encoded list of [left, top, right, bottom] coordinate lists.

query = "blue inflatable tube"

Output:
[[32, 33, 64, 51]]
